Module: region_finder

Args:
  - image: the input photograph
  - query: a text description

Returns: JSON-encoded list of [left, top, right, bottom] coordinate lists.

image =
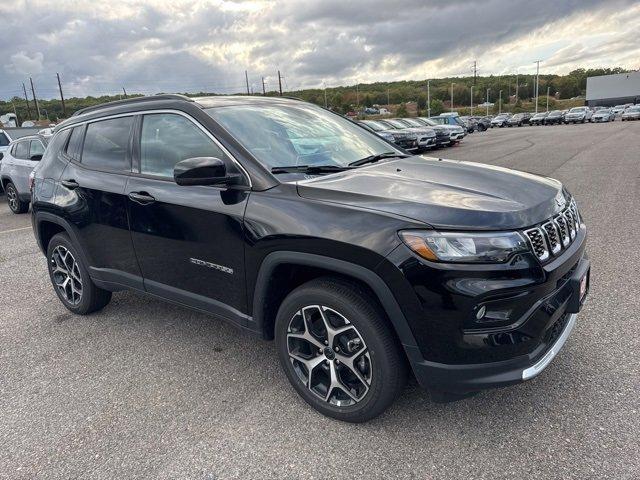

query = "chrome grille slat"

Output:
[[524, 227, 549, 261], [525, 200, 582, 262], [542, 221, 561, 255]]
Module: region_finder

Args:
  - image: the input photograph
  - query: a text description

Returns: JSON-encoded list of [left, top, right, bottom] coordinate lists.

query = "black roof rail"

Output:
[[72, 94, 195, 117]]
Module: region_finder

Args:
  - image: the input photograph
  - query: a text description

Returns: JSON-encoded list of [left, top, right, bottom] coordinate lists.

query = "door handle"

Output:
[[61, 179, 79, 189], [128, 191, 156, 205]]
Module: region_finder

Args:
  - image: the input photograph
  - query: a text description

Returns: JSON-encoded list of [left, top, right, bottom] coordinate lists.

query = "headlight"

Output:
[[399, 230, 528, 263]]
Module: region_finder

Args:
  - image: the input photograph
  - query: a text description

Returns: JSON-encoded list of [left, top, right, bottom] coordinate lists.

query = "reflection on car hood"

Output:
[[296, 156, 565, 230]]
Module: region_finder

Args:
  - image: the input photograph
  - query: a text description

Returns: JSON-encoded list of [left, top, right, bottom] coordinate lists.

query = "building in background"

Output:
[[586, 71, 640, 107]]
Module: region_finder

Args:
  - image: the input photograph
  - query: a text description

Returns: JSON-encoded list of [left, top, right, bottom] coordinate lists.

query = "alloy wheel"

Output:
[[50, 245, 83, 305], [6, 186, 18, 212], [287, 305, 372, 407]]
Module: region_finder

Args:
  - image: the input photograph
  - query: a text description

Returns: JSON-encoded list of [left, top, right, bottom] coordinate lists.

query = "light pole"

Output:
[[499, 90, 503, 114], [534, 60, 541, 114], [546, 86, 550, 112], [515, 73, 519, 102], [323, 81, 328, 108], [486, 88, 490, 116], [470, 85, 474, 116], [427, 80, 431, 117], [450, 82, 455, 112]]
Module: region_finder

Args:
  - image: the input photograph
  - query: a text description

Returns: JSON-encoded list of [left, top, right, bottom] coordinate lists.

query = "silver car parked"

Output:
[[0, 134, 48, 213]]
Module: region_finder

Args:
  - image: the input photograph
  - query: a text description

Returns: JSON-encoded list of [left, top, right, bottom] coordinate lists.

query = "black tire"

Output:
[[275, 277, 408, 422], [46, 232, 112, 315], [5, 182, 29, 214]]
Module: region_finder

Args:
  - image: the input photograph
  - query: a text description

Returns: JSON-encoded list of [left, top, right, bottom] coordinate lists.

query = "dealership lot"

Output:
[[0, 121, 638, 479]]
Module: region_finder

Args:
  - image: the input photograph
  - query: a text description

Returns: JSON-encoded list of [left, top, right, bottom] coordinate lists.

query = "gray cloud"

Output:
[[0, 0, 637, 100]]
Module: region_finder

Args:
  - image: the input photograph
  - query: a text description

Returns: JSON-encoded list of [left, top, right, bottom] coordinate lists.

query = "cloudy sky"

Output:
[[1, 0, 638, 100]]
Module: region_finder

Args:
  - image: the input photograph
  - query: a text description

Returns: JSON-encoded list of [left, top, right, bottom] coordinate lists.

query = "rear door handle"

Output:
[[128, 191, 156, 205], [61, 179, 79, 189]]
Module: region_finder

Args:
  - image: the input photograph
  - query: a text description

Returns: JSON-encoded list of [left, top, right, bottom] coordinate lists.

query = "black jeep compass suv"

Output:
[[31, 95, 589, 422]]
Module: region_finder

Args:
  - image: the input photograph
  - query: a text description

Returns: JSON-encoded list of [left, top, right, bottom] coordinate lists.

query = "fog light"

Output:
[[476, 306, 486, 320]]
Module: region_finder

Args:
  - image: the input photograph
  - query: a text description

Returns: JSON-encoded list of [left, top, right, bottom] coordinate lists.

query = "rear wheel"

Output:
[[47, 233, 112, 315], [5, 183, 29, 214], [275, 278, 408, 422]]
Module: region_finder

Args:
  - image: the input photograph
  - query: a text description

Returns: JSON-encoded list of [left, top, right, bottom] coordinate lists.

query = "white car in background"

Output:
[[0, 134, 49, 213], [0, 129, 11, 163], [591, 108, 615, 122], [564, 106, 593, 124], [621, 106, 640, 121]]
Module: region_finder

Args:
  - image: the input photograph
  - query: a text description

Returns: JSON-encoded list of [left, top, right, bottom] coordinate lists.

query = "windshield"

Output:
[[597, 109, 611, 113], [419, 118, 438, 126], [401, 118, 423, 127], [0, 132, 10, 147], [429, 117, 446, 125], [570, 107, 587, 113], [206, 103, 400, 169], [383, 119, 409, 129], [627, 107, 640, 112], [361, 120, 387, 132]]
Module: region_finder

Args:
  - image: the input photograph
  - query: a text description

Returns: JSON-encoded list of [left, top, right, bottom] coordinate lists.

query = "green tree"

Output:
[[428, 99, 444, 116], [396, 103, 408, 117]]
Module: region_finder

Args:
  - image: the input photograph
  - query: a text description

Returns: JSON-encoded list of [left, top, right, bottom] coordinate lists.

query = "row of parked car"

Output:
[[358, 116, 466, 152], [489, 104, 640, 127]]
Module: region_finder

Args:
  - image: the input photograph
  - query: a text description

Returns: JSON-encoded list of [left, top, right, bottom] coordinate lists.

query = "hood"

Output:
[[296, 156, 565, 230]]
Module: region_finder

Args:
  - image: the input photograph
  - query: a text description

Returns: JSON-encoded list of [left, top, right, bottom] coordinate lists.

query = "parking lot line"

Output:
[[0, 226, 32, 235]]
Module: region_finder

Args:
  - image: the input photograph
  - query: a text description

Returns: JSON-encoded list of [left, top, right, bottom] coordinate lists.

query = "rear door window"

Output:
[[81, 117, 133, 172], [0, 132, 10, 146], [14, 141, 29, 159]]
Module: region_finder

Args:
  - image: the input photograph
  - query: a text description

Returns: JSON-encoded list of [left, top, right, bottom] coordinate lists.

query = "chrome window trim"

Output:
[[55, 109, 252, 188]]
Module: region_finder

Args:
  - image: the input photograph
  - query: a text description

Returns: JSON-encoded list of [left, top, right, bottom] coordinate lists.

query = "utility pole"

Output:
[[450, 82, 455, 112], [355, 81, 359, 111], [499, 90, 503, 114], [56, 73, 67, 118], [427, 80, 431, 117], [546, 86, 550, 112], [277, 70, 283, 96], [515, 73, 519, 102], [387, 87, 390, 107], [534, 60, 541, 114], [470, 85, 474, 116], [323, 82, 328, 108], [30, 77, 40, 120], [486, 88, 490, 116], [262, 77, 266, 95], [22, 82, 32, 120], [245, 70, 250, 95], [122, 87, 128, 98], [473, 60, 477, 85]]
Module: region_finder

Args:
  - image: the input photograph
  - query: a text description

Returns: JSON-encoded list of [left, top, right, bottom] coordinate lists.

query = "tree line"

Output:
[[0, 67, 629, 123]]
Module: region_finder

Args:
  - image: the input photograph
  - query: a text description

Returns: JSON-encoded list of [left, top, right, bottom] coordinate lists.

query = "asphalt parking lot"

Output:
[[1, 121, 639, 479]]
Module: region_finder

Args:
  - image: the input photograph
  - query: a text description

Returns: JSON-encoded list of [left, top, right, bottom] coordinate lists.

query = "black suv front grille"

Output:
[[524, 200, 581, 262], [544, 313, 570, 345]]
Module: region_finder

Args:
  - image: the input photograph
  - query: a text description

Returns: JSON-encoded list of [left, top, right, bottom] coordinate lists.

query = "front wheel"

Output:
[[275, 278, 408, 422], [5, 183, 29, 214]]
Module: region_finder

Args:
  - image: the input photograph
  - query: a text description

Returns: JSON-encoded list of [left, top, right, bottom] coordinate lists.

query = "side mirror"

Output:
[[30, 154, 43, 161], [173, 157, 239, 187]]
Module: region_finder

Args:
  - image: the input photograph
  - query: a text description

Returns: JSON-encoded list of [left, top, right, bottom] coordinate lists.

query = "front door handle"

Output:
[[61, 179, 79, 189], [128, 191, 156, 205]]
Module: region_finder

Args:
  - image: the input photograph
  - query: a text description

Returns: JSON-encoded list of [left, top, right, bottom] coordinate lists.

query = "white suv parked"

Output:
[[0, 134, 48, 213]]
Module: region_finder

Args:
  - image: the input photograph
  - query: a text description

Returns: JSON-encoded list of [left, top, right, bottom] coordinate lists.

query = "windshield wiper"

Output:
[[348, 152, 408, 167], [270, 165, 356, 174]]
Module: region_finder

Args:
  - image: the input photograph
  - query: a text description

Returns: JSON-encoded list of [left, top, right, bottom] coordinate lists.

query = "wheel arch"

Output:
[[252, 251, 419, 350], [33, 212, 93, 268]]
